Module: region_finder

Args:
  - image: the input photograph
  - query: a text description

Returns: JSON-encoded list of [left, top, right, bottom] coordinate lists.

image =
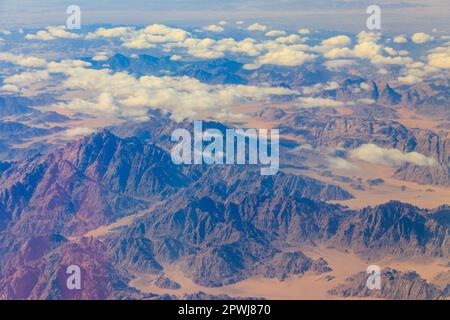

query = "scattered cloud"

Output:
[[321, 35, 351, 48], [411, 32, 434, 44], [350, 144, 436, 167], [397, 74, 422, 84], [30, 59, 296, 121], [358, 98, 376, 104], [320, 31, 413, 67], [64, 127, 97, 137], [75, 24, 444, 79], [298, 97, 350, 108], [275, 34, 303, 44], [327, 156, 356, 170], [0, 84, 20, 92], [324, 59, 357, 70], [296, 143, 314, 151], [124, 24, 190, 49], [245, 45, 316, 69], [0, 52, 47, 67], [265, 30, 286, 37], [170, 54, 182, 61], [92, 52, 110, 61], [427, 46, 450, 69], [86, 26, 134, 39], [298, 28, 310, 35], [302, 81, 339, 94], [3, 70, 50, 88], [4, 24, 450, 124], [247, 23, 267, 32], [384, 47, 397, 56], [26, 26, 80, 40], [203, 24, 224, 33], [393, 35, 408, 43]]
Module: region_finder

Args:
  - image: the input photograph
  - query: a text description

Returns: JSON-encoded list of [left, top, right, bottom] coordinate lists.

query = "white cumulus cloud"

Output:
[[298, 97, 350, 108], [265, 30, 286, 37], [350, 144, 436, 167], [203, 25, 224, 33], [64, 127, 97, 137], [393, 35, 408, 44], [247, 23, 267, 32], [0, 52, 47, 67], [298, 28, 310, 35], [411, 32, 434, 44], [26, 26, 80, 40]]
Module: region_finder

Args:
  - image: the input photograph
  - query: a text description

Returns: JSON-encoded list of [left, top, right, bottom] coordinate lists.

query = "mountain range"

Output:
[[0, 127, 447, 299]]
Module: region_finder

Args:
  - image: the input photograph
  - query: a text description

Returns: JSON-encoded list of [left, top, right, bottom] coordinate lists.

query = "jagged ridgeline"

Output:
[[0, 128, 447, 299]]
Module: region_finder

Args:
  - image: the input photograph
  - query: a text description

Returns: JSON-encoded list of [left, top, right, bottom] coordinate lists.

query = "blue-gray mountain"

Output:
[[0, 129, 447, 299]]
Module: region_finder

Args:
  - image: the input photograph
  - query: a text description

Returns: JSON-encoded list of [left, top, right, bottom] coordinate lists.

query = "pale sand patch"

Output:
[[376, 256, 449, 284], [396, 107, 450, 132], [223, 101, 352, 129], [129, 246, 372, 300], [285, 160, 450, 210], [221, 103, 450, 209], [68, 201, 164, 241], [82, 211, 147, 238], [329, 161, 450, 209], [129, 246, 447, 299], [8, 114, 124, 149]]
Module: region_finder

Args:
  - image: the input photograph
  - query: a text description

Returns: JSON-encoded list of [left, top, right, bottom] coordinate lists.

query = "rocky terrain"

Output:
[[0, 126, 447, 299], [330, 268, 448, 300], [0, 36, 448, 300]]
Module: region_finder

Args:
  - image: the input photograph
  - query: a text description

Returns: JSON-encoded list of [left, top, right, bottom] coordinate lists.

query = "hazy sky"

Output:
[[0, 0, 448, 32]]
